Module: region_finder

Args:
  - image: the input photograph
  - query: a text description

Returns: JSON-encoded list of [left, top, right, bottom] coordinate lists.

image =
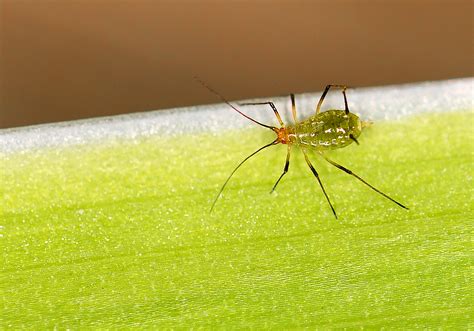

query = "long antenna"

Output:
[[194, 76, 277, 130], [210, 139, 278, 212]]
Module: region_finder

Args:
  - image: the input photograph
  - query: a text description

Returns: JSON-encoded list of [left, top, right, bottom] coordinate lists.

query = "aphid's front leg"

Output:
[[302, 151, 338, 219], [319, 153, 409, 210], [290, 94, 297, 124], [316, 84, 350, 115], [239, 101, 285, 127], [271, 145, 291, 193]]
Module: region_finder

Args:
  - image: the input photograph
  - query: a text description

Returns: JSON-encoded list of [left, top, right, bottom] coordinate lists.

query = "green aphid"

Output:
[[197, 79, 408, 219]]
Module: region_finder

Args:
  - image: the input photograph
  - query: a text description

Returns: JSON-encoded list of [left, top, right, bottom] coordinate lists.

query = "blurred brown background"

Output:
[[1, 0, 472, 129]]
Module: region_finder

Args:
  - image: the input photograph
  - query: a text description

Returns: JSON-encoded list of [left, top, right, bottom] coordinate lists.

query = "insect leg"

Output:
[[302, 151, 338, 219], [239, 101, 284, 127], [195, 77, 277, 130], [290, 94, 297, 124], [316, 84, 349, 115], [271, 145, 291, 193], [320, 154, 409, 210]]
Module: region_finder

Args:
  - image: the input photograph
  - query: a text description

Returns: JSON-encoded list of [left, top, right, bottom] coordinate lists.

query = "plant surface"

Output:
[[2, 111, 472, 328]]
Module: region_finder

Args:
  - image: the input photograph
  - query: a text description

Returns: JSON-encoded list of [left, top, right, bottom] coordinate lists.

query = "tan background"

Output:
[[1, 0, 472, 129]]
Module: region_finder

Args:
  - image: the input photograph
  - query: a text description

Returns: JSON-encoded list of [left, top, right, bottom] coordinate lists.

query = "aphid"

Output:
[[197, 78, 408, 218]]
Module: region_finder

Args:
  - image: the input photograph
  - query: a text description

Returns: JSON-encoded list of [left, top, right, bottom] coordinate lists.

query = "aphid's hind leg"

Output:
[[302, 151, 338, 219], [320, 153, 409, 210], [239, 101, 284, 127], [271, 145, 291, 193], [316, 84, 350, 115]]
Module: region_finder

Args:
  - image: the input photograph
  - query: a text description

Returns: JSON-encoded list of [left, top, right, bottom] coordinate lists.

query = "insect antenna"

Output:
[[194, 76, 277, 130], [210, 139, 279, 212]]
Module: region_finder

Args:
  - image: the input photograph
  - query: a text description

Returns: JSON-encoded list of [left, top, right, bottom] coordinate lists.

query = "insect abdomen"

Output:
[[292, 110, 362, 150]]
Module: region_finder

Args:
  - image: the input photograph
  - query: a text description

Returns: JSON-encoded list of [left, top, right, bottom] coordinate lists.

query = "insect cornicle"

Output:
[[196, 78, 408, 219]]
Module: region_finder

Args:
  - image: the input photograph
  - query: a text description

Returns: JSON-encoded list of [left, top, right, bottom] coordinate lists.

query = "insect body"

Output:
[[286, 110, 362, 149], [197, 79, 408, 218]]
